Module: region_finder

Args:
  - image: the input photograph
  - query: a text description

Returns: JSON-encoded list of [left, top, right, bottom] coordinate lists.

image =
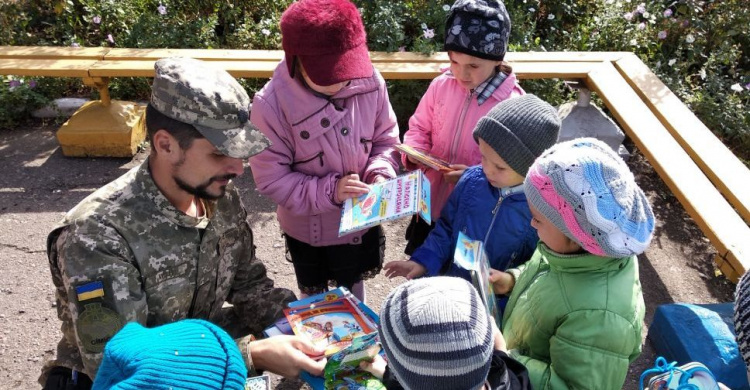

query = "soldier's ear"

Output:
[[152, 129, 177, 156]]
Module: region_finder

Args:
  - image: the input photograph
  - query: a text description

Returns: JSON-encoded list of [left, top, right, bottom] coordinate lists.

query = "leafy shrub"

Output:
[[0, 0, 747, 158], [0, 77, 49, 129]]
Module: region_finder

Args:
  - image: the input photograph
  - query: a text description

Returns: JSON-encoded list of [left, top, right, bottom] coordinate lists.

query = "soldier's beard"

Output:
[[175, 174, 237, 200]]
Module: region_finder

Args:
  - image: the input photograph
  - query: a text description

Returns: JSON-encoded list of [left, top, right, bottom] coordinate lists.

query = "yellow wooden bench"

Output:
[[0, 46, 747, 281]]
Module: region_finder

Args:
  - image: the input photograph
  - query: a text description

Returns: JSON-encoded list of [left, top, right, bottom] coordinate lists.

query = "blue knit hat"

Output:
[[92, 319, 247, 390], [524, 137, 655, 257], [379, 277, 494, 390]]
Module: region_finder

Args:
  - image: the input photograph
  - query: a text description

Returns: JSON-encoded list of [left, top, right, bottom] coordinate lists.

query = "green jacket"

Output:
[[42, 159, 295, 381], [502, 243, 644, 389]]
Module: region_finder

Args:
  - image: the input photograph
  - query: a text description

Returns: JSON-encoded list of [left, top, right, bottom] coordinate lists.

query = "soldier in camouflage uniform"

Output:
[[41, 57, 327, 389]]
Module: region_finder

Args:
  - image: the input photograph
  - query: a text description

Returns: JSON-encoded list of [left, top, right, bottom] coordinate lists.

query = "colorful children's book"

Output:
[[396, 144, 454, 172], [323, 332, 386, 390], [339, 170, 431, 236], [284, 296, 375, 357], [271, 289, 384, 389], [453, 231, 502, 325]]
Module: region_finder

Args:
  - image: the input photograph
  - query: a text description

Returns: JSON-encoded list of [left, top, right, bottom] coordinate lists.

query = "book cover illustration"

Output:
[[244, 375, 271, 390], [396, 144, 453, 172], [323, 332, 386, 390], [453, 231, 502, 325], [339, 171, 431, 236], [284, 297, 375, 357]]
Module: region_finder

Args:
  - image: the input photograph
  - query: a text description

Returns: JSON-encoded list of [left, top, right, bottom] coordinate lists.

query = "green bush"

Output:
[[0, 0, 747, 159]]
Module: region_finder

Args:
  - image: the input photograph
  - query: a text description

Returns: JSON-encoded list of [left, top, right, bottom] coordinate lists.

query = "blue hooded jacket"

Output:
[[411, 166, 538, 280]]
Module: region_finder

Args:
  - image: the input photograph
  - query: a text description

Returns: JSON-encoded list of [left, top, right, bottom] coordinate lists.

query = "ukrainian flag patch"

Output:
[[76, 281, 104, 301]]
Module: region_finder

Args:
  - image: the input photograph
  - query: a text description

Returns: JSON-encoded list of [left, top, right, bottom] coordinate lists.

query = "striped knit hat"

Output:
[[92, 319, 247, 390], [736, 271, 750, 377], [524, 138, 655, 257], [379, 277, 493, 390]]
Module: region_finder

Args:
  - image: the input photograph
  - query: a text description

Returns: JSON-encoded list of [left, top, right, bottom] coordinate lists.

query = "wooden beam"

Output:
[[615, 53, 750, 224], [586, 62, 750, 282], [0, 59, 96, 77], [88, 59, 599, 80], [0, 46, 110, 60]]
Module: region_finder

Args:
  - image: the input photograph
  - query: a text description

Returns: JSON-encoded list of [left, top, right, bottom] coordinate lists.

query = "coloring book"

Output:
[[339, 170, 431, 236]]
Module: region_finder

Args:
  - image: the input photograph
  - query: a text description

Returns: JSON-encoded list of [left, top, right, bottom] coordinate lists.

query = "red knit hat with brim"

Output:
[[280, 0, 373, 86]]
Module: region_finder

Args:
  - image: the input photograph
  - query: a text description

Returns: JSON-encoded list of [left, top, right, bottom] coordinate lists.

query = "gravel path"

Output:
[[0, 124, 736, 389]]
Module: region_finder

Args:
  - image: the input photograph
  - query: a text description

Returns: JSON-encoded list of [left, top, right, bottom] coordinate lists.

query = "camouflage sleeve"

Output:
[[55, 222, 148, 379], [226, 222, 296, 334]]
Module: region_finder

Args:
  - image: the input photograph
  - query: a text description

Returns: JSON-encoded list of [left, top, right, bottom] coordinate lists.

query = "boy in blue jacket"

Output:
[[384, 95, 560, 306]]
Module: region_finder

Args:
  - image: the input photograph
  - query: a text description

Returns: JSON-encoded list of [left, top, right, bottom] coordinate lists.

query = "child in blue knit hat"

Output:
[[361, 276, 531, 390], [92, 319, 247, 390], [491, 138, 656, 389]]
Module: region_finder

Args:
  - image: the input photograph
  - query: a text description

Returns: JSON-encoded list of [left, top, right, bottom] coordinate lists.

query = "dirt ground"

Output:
[[0, 122, 737, 390]]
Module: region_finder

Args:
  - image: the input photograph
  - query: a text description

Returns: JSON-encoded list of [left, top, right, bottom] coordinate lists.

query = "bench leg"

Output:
[[56, 100, 146, 157]]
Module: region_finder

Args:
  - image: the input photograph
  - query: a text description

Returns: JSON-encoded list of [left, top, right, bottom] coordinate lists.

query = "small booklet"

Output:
[[339, 170, 431, 236], [453, 231, 502, 325], [323, 332, 386, 390], [396, 144, 454, 171], [244, 375, 271, 390]]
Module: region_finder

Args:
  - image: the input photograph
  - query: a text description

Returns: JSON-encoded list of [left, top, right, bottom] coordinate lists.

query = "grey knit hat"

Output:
[[445, 0, 511, 61], [473, 94, 561, 176], [736, 271, 750, 378], [379, 277, 493, 390]]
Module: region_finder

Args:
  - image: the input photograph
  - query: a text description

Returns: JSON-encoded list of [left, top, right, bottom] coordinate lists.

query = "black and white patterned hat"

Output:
[[444, 0, 511, 61], [379, 276, 494, 390], [735, 271, 750, 377]]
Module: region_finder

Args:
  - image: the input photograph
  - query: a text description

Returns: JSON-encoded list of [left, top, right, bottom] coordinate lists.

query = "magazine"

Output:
[[396, 144, 453, 172], [453, 231, 502, 325], [339, 170, 431, 236]]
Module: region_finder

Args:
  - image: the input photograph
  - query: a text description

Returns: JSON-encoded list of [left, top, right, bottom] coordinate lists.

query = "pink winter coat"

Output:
[[249, 60, 400, 246], [403, 71, 524, 219]]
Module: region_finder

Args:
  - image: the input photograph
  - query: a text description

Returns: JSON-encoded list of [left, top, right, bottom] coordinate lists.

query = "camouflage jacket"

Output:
[[42, 159, 295, 381]]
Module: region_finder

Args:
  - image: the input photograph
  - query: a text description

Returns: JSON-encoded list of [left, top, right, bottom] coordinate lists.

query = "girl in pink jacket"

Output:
[[248, 0, 400, 302], [401, 0, 525, 255]]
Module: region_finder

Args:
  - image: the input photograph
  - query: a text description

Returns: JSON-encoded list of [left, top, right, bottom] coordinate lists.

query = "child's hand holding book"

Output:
[[488, 268, 515, 295]]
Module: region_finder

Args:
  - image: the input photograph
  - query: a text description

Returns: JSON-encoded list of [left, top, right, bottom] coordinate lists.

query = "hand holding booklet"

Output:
[[263, 288, 385, 389]]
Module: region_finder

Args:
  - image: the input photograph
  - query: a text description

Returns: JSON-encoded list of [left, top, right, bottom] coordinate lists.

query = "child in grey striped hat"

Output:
[[360, 277, 531, 390]]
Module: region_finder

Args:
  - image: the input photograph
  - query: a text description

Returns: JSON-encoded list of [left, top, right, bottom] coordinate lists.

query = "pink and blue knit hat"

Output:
[[524, 138, 655, 257]]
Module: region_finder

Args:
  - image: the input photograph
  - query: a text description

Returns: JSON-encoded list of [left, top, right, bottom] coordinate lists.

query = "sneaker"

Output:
[[639, 356, 721, 390]]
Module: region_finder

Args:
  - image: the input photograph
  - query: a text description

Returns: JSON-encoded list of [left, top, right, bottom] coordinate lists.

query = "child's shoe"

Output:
[[640, 356, 721, 390]]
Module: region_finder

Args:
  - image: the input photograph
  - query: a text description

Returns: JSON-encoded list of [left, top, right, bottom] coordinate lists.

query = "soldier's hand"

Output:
[[249, 335, 327, 378]]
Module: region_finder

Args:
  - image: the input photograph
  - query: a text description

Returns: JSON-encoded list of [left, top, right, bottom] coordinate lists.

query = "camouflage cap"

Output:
[[150, 57, 270, 159]]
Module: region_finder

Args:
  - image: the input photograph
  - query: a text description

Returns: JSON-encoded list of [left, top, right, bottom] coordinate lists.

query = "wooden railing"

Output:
[[1, 46, 748, 282]]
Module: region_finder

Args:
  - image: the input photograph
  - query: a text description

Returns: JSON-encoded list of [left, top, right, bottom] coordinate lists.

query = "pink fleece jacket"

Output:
[[249, 60, 400, 246], [403, 71, 524, 219]]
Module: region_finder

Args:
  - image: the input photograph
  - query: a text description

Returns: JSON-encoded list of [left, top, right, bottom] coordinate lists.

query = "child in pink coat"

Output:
[[249, 0, 400, 302], [401, 0, 524, 255]]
